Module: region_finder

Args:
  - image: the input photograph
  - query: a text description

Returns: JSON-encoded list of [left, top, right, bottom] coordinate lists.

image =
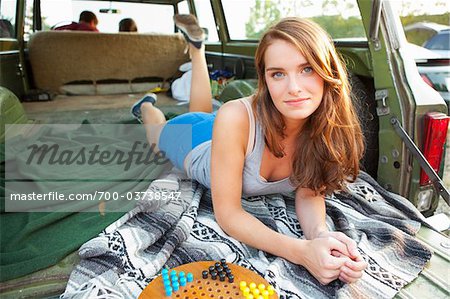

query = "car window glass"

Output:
[[193, 0, 219, 42], [0, 0, 17, 38], [40, 0, 175, 33], [222, 0, 366, 40], [177, 0, 190, 15], [425, 32, 450, 50]]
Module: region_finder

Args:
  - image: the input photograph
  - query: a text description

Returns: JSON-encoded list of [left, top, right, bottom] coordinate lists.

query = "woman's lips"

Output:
[[284, 98, 309, 106]]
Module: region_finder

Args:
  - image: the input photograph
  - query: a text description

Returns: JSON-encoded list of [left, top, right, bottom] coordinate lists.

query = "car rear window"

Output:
[[425, 31, 450, 51], [40, 0, 175, 33]]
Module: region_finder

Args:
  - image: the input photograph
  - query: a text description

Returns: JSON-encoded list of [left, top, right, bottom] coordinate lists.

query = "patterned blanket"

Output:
[[61, 172, 432, 299]]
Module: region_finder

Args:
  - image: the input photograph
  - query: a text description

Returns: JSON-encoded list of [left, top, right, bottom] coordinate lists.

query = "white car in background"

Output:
[[408, 43, 450, 114]]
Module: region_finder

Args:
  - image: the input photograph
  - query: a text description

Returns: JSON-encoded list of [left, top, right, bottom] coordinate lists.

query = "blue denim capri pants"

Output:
[[158, 111, 217, 171]]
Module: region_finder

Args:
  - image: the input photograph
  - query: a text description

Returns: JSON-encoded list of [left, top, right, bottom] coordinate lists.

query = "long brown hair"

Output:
[[253, 17, 364, 194]]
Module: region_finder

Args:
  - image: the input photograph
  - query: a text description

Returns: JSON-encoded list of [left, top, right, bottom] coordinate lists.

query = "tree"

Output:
[[311, 16, 365, 38], [245, 0, 283, 39], [397, 0, 448, 16], [245, 0, 363, 39]]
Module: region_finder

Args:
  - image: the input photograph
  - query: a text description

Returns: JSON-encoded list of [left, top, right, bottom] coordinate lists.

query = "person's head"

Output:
[[119, 18, 138, 32], [254, 17, 364, 194], [79, 11, 98, 29], [0, 19, 14, 38]]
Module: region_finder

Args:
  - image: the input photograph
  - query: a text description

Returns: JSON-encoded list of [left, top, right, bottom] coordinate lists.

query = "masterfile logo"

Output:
[[4, 123, 192, 212], [25, 141, 167, 171]]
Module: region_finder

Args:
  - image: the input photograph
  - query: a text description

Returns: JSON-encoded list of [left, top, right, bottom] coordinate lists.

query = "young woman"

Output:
[[132, 15, 367, 285]]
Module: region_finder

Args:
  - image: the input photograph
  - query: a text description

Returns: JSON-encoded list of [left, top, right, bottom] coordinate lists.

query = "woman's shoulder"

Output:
[[213, 98, 252, 143], [215, 98, 251, 124], [213, 98, 251, 153]]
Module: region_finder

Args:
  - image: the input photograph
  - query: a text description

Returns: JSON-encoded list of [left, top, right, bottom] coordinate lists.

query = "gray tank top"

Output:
[[187, 97, 296, 197]]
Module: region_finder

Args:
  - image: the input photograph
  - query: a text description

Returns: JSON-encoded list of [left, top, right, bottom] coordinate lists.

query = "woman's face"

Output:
[[264, 39, 324, 126]]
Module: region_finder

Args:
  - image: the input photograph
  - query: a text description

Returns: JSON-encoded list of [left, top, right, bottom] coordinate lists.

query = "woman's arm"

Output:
[[295, 188, 367, 283], [211, 101, 299, 258], [295, 188, 328, 239], [295, 188, 359, 255]]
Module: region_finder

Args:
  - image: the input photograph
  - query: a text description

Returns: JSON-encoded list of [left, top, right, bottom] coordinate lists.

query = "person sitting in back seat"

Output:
[[54, 11, 99, 32], [0, 19, 14, 37], [119, 18, 138, 32]]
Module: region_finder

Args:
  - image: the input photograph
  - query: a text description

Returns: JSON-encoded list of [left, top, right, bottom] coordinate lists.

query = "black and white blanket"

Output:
[[61, 172, 432, 299]]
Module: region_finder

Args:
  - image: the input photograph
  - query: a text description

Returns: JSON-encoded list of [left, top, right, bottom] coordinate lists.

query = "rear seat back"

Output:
[[28, 31, 189, 94]]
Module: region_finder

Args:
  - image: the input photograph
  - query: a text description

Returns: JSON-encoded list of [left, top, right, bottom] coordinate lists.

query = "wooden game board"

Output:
[[139, 261, 278, 299]]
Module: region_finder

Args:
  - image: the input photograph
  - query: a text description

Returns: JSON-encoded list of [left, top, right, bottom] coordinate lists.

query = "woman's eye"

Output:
[[272, 72, 284, 79], [302, 66, 313, 74]]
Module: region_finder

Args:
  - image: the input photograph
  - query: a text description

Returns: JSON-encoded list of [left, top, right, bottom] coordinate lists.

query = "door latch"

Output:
[[375, 89, 390, 116]]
